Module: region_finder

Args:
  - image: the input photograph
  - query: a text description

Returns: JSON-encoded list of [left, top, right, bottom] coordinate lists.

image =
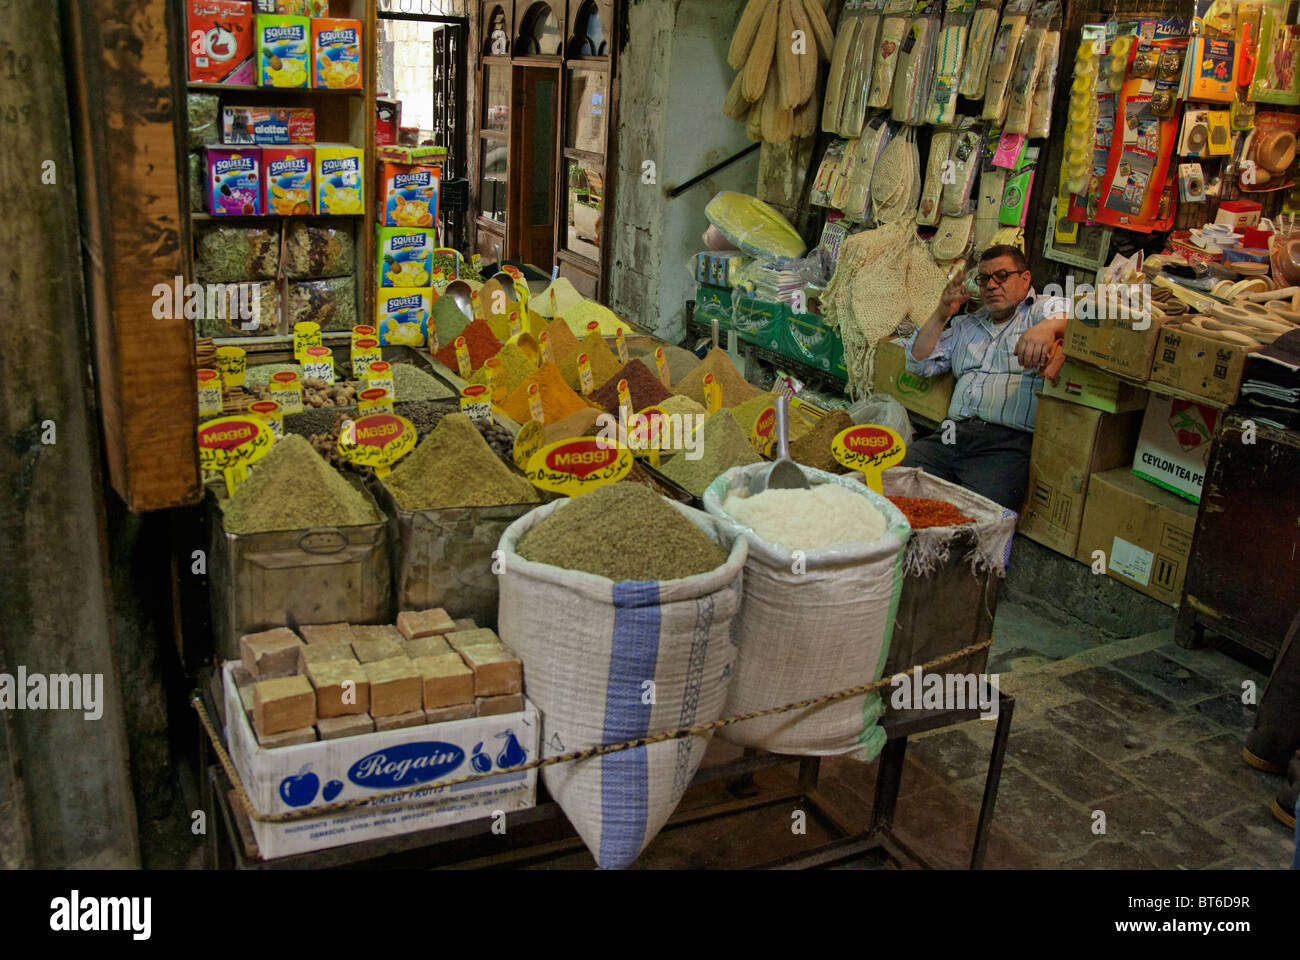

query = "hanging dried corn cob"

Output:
[[892, 3, 940, 125], [730, 0, 776, 70], [918, 129, 954, 225], [743, 0, 781, 101], [959, 0, 1002, 98], [839, 0, 885, 137], [982, 0, 1032, 125], [867, 0, 913, 108], [789, 0, 819, 104], [926, 0, 973, 126]]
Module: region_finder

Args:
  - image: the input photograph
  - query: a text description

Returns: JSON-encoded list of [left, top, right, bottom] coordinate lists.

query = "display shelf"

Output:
[[187, 82, 365, 95], [685, 307, 846, 392], [191, 213, 366, 221]]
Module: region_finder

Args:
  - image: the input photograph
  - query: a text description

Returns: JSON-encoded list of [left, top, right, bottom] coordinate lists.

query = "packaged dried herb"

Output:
[[283, 219, 356, 279], [188, 93, 220, 149], [189, 152, 206, 213], [195, 280, 283, 338], [195, 223, 281, 282], [287, 276, 357, 332]]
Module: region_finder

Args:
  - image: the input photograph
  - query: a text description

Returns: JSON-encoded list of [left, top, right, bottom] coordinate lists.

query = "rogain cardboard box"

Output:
[[872, 338, 957, 423], [1018, 395, 1143, 555], [1064, 305, 1165, 380], [1076, 468, 1198, 606], [1131, 392, 1220, 503], [223, 662, 537, 859], [1148, 324, 1251, 405], [1040, 358, 1148, 413]]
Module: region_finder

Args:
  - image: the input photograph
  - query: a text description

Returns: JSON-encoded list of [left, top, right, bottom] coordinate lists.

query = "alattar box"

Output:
[[223, 662, 537, 859]]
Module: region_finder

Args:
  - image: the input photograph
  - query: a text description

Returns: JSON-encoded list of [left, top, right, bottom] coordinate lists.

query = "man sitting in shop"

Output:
[[900, 244, 1068, 512]]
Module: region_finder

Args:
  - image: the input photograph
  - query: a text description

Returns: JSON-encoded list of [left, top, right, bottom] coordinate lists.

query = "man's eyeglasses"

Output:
[[975, 269, 1024, 288]]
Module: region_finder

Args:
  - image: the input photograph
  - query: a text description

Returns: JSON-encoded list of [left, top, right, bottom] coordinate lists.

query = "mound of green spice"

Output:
[[517, 484, 728, 582], [220, 434, 381, 534], [382, 412, 539, 510], [659, 408, 762, 497]]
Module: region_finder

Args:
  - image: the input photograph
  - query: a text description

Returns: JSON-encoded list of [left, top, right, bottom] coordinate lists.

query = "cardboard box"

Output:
[[312, 18, 363, 90], [222, 106, 290, 145], [263, 146, 313, 215], [187, 0, 255, 85], [381, 163, 440, 227], [1076, 468, 1198, 606], [1040, 359, 1148, 413], [256, 14, 311, 88], [1148, 324, 1250, 405], [872, 338, 957, 423], [314, 145, 365, 215], [1131, 393, 1220, 504], [1064, 308, 1165, 380], [1018, 396, 1144, 555], [694, 284, 733, 331], [223, 662, 537, 859]]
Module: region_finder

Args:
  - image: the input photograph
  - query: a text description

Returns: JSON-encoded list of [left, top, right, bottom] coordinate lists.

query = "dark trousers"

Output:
[[901, 418, 1035, 512]]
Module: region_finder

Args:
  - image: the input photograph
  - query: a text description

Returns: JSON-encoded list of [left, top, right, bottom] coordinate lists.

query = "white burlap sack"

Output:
[[497, 499, 748, 870], [703, 465, 910, 761], [882, 466, 1017, 577]]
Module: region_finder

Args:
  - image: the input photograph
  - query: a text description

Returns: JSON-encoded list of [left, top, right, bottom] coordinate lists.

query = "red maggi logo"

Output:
[[547, 440, 619, 478]]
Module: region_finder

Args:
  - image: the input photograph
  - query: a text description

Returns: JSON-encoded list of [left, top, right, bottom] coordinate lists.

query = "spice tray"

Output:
[[421, 354, 530, 437], [221, 662, 538, 860], [637, 459, 703, 507], [207, 481, 393, 662]]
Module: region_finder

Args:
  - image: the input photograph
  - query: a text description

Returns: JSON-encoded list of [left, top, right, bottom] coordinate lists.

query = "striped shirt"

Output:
[[904, 291, 1068, 433]]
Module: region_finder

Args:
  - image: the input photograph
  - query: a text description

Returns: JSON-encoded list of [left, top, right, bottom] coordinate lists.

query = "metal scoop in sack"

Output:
[[443, 280, 474, 321], [754, 394, 809, 492]]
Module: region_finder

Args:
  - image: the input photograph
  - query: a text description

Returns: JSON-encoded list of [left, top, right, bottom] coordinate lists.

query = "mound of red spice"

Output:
[[887, 496, 975, 529], [435, 317, 501, 374], [589, 358, 672, 414]]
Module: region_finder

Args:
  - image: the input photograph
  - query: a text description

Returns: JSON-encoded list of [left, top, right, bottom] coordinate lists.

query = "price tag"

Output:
[[336, 413, 416, 479], [351, 324, 377, 342], [525, 437, 633, 497], [428, 326, 440, 354], [472, 253, 483, 273], [539, 330, 553, 364], [748, 398, 777, 456], [197, 369, 223, 415], [703, 373, 722, 414], [197, 415, 274, 497], [303, 346, 335, 384], [631, 405, 668, 468], [513, 419, 545, 470], [358, 386, 395, 417], [586, 320, 601, 336], [455, 336, 472, 379], [616, 378, 631, 415], [483, 357, 507, 403], [577, 353, 594, 395], [615, 327, 629, 364], [460, 384, 492, 424], [249, 400, 284, 439], [654, 347, 669, 387], [294, 321, 322, 362], [832, 424, 907, 493], [509, 308, 523, 339], [365, 360, 395, 403], [527, 383, 544, 423], [269, 370, 303, 414], [215, 346, 246, 389], [351, 338, 382, 378]]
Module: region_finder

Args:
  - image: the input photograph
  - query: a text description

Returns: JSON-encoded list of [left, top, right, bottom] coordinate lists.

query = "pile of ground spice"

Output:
[[382, 412, 539, 510], [392, 363, 455, 401], [558, 331, 620, 394], [540, 316, 581, 363], [790, 409, 854, 474], [659, 394, 708, 421], [656, 394, 708, 455], [588, 358, 673, 414], [660, 408, 762, 496], [629, 341, 700, 387], [468, 340, 537, 395], [517, 483, 727, 581], [621, 460, 687, 501], [431, 294, 471, 348], [676, 349, 761, 410], [542, 406, 605, 446], [560, 299, 625, 336], [730, 393, 775, 440], [221, 434, 381, 534], [500, 362, 591, 425], [483, 310, 516, 345], [887, 497, 975, 529], [434, 318, 501, 374]]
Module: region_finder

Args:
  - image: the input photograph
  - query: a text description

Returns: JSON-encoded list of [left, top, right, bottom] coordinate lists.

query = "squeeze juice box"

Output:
[[378, 228, 435, 288], [263, 147, 313, 215], [381, 163, 440, 227], [207, 146, 262, 216], [313, 18, 363, 89], [315, 145, 364, 214], [256, 14, 311, 88], [377, 287, 432, 347], [187, 0, 255, 85]]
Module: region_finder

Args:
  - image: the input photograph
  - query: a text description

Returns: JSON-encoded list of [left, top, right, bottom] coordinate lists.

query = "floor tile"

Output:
[[1208, 804, 1298, 870], [1087, 786, 1233, 869], [1118, 748, 1253, 821], [1059, 665, 1182, 725], [907, 728, 994, 784], [1191, 692, 1258, 736], [1046, 698, 1149, 761], [1059, 839, 1160, 869], [1007, 727, 1133, 804], [1109, 649, 1228, 704]]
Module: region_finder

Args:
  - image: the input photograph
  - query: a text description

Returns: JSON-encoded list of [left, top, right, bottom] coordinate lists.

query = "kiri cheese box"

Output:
[[222, 661, 537, 860], [263, 146, 313, 215], [315, 145, 365, 215], [207, 146, 262, 216], [377, 287, 433, 348], [187, 0, 255, 85], [256, 14, 311, 88], [313, 18, 363, 89], [378, 227, 435, 288]]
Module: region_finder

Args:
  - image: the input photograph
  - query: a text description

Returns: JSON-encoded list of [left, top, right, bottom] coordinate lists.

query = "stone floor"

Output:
[[527, 598, 1298, 870]]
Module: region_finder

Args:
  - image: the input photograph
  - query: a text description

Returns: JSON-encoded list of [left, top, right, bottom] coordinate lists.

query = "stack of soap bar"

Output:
[[477, 693, 525, 717], [375, 710, 427, 732], [459, 644, 523, 697], [299, 640, 356, 672], [452, 618, 477, 632], [317, 713, 375, 740], [306, 659, 370, 717], [253, 675, 316, 741], [410, 653, 474, 708], [351, 625, 405, 663], [396, 608, 456, 639], [240, 628, 303, 679], [426, 703, 476, 723], [299, 622, 355, 645], [401, 635, 453, 659], [363, 657, 422, 717], [445, 627, 500, 652]]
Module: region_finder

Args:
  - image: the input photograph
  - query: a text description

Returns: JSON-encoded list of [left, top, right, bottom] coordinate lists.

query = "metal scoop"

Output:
[[444, 280, 474, 321], [756, 395, 810, 492]]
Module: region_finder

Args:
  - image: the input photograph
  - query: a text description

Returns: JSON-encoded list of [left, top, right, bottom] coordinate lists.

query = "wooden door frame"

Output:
[[506, 62, 562, 266]]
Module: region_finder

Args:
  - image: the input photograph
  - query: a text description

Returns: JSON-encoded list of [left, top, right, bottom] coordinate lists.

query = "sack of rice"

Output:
[[497, 484, 747, 869], [703, 464, 910, 760]]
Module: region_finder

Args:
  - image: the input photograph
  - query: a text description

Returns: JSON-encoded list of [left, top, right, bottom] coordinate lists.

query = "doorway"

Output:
[[507, 65, 560, 268]]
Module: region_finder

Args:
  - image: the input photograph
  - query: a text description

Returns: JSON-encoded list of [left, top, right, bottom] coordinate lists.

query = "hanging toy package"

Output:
[[941, 116, 983, 217], [918, 128, 954, 225], [839, 0, 886, 137], [959, 0, 1004, 99], [981, 0, 1033, 125], [868, 0, 915, 108], [926, 0, 974, 126], [892, 2, 941, 125], [825, 1, 867, 133]]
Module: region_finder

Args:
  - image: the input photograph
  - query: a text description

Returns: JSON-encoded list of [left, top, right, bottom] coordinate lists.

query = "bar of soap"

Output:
[[425, 703, 476, 724], [299, 622, 356, 645], [253, 675, 316, 737], [306, 659, 370, 718], [363, 657, 423, 717], [256, 726, 318, 749], [460, 644, 523, 697], [477, 693, 525, 717], [240, 627, 303, 680], [445, 627, 501, 652], [374, 709, 426, 732], [410, 654, 475, 708], [352, 636, 405, 664], [351, 624, 404, 644], [401, 635, 453, 660], [317, 713, 375, 741], [299, 641, 356, 672], [238, 685, 255, 720], [397, 608, 456, 639], [452, 618, 477, 632]]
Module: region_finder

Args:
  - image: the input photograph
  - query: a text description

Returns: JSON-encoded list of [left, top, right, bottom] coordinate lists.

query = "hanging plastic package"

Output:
[[940, 117, 983, 217], [926, 0, 973, 126], [1027, 4, 1062, 139], [981, 0, 1032, 125], [1252, 0, 1300, 106], [999, 145, 1038, 227], [959, 0, 1003, 99], [824, 2, 866, 132], [918, 128, 954, 225], [1004, 3, 1056, 135], [892, 3, 940, 125], [496, 499, 748, 870], [841, 114, 895, 221], [704, 191, 808, 259], [703, 466, 910, 761], [839, 0, 885, 136], [811, 139, 851, 207], [869, 124, 919, 223], [867, 0, 913, 108], [930, 212, 975, 261], [973, 130, 1005, 251]]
